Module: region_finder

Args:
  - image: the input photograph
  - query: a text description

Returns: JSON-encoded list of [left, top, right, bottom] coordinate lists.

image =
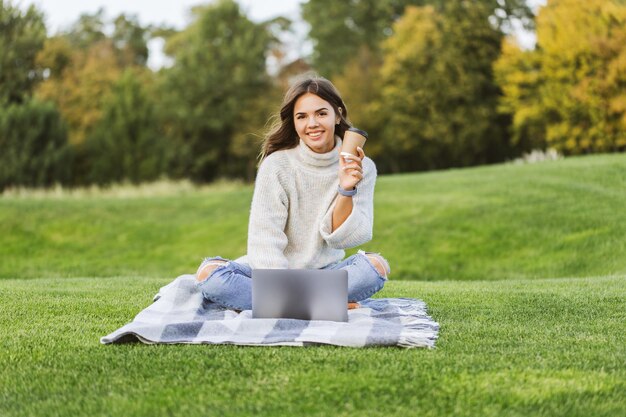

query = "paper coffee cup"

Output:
[[341, 127, 368, 158]]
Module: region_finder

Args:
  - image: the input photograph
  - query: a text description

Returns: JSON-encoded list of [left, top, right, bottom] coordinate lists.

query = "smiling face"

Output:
[[293, 92, 341, 154]]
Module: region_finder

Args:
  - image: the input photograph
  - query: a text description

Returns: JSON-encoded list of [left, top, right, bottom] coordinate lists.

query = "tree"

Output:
[[301, 0, 405, 79], [36, 9, 155, 148], [158, 0, 272, 182], [493, 38, 545, 152], [64, 8, 106, 50], [35, 36, 73, 79], [375, 3, 515, 172], [33, 10, 158, 186], [87, 69, 168, 184], [0, 0, 46, 104], [0, 1, 73, 189], [302, 0, 534, 79], [331, 46, 386, 161], [0, 99, 72, 189], [36, 40, 122, 145], [302, 0, 534, 172], [494, 0, 626, 154], [112, 14, 150, 67]]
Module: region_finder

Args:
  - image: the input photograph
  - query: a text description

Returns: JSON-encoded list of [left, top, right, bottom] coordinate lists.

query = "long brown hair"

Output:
[[258, 75, 351, 164]]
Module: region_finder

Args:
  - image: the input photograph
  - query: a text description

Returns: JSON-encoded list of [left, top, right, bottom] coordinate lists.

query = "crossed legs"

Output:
[[195, 251, 390, 309], [195, 254, 390, 283]]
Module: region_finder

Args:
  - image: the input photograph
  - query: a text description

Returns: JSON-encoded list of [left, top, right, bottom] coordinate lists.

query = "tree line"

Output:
[[1, 0, 625, 190]]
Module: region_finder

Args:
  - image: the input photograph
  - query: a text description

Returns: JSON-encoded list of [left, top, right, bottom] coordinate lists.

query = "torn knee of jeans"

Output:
[[195, 260, 230, 282], [362, 253, 391, 278]]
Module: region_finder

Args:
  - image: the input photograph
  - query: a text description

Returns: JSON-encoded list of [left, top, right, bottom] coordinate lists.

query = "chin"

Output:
[[306, 138, 334, 153]]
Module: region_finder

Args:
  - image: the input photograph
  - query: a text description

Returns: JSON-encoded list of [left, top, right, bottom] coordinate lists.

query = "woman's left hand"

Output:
[[338, 146, 365, 191]]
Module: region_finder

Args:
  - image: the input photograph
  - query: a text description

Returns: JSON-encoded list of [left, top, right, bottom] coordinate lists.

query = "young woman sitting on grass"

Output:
[[195, 76, 390, 311]]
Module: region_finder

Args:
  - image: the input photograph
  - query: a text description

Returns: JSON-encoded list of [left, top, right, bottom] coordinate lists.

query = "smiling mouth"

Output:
[[307, 131, 324, 139]]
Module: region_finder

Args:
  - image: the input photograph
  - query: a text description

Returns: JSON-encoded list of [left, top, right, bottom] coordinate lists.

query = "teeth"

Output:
[[308, 132, 322, 138]]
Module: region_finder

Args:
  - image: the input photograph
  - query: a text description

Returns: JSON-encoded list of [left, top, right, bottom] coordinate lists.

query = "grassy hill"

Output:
[[1, 154, 625, 417], [1, 153, 625, 280]]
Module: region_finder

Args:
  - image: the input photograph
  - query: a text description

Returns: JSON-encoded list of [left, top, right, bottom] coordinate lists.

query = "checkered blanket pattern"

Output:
[[101, 274, 439, 348]]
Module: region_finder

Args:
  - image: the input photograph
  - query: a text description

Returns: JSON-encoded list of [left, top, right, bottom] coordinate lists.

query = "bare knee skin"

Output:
[[195, 260, 228, 282], [365, 254, 390, 278]]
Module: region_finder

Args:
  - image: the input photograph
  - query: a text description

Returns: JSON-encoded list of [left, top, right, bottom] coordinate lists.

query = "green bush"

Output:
[[0, 99, 72, 190], [85, 69, 168, 185]]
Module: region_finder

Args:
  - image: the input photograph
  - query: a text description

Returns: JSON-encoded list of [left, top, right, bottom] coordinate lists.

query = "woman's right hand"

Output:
[[338, 146, 365, 190]]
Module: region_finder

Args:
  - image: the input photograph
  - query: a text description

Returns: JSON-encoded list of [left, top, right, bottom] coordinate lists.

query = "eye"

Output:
[[318, 111, 327, 117]]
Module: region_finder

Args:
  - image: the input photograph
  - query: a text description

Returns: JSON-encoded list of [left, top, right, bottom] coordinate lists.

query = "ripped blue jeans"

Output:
[[196, 250, 390, 311]]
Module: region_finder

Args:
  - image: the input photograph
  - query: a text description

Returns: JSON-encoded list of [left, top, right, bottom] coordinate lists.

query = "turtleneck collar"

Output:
[[297, 136, 341, 168]]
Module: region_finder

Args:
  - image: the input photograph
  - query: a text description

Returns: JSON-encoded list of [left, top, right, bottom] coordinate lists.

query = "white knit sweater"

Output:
[[240, 137, 377, 270]]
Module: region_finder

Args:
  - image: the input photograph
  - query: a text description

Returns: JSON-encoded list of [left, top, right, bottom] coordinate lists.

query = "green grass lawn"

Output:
[[1, 154, 625, 280], [1, 276, 624, 417], [1, 153, 626, 416]]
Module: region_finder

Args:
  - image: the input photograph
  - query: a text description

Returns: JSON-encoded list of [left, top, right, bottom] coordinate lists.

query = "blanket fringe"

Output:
[[396, 313, 439, 348], [397, 332, 438, 348]]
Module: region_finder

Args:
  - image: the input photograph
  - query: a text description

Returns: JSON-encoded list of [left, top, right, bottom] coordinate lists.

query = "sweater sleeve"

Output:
[[319, 157, 377, 249], [247, 155, 290, 269]]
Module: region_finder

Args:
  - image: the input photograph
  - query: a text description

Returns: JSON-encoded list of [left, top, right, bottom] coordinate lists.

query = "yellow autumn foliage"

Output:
[[494, 0, 626, 153], [36, 40, 122, 145]]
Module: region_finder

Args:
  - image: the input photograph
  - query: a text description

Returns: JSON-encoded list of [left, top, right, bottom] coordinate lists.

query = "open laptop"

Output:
[[252, 269, 348, 322]]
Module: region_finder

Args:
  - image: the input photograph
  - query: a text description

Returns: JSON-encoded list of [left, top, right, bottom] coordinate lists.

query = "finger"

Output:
[[337, 149, 345, 167], [341, 152, 362, 164], [343, 158, 362, 166], [342, 166, 363, 173], [356, 147, 365, 158], [346, 161, 364, 169], [342, 162, 362, 169]]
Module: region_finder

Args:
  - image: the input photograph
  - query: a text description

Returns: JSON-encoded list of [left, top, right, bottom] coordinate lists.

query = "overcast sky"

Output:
[[21, 0, 308, 70], [20, 0, 544, 70], [24, 0, 304, 31]]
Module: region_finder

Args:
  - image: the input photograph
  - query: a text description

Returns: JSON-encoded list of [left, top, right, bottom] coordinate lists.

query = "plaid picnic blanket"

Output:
[[100, 274, 439, 348]]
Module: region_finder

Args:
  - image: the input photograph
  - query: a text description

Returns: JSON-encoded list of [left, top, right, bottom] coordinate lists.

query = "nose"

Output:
[[306, 115, 319, 128]]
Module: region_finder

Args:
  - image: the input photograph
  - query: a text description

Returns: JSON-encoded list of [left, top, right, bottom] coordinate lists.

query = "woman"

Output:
[[195, 76, 390, 311]]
